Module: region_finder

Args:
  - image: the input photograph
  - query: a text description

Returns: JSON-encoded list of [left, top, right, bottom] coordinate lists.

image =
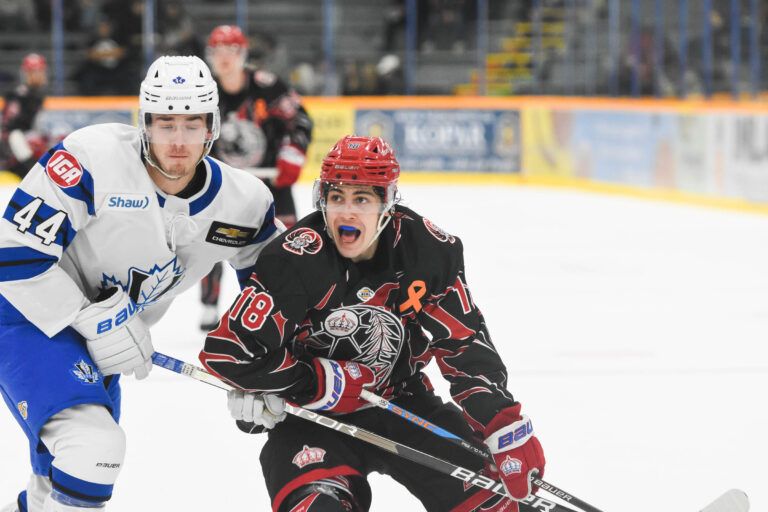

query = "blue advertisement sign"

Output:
[[569, 111, 677, 187], [355, 109, 521, 172]]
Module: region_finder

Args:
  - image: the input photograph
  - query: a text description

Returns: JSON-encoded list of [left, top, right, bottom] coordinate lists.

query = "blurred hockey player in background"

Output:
[[0, 55, 280, 512], [200, 136, 546, 512], [1, 53, 49, 180], [199, 24, 313, 331]]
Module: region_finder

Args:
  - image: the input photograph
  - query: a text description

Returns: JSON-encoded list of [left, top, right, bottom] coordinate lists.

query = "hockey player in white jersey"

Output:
[[0, 55, 281, 512]]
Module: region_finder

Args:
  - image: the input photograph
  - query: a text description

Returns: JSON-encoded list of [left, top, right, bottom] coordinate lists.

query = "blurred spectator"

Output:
[[157, 0, 203, 57], [72, 19, 133, 95], [381, 0, 431, 52], [0, 0, 37, 30], [102, 0, 143, 53], [615, 27, 679, 97], [78, 0, 104, 32], [421, 0, 471, 53], [375, 54, 404, 94], [290, 62, 322, 96], [251, 32, 291, 82], [32, 0, 81, 30], [341, 60, 379, 95]]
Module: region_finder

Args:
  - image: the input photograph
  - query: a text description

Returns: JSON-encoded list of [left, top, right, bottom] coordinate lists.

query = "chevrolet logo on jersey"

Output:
[[206, 221, 256, 247], [216, 227, 250, 238]]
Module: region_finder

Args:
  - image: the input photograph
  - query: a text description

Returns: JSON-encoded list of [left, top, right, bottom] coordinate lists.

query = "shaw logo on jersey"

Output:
[[104, 194, 150, 210], [46, 150, 83, 188]]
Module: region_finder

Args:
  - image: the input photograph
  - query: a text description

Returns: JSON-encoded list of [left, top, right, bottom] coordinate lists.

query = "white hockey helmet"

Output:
[[139, 56, 221, 176]]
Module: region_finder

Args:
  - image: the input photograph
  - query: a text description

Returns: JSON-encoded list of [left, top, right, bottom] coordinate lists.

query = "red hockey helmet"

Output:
[[207, 25, 248, 48], [314, 135, 400, 216], [21, 53, 47, 72], [320, 135, 400, 187]]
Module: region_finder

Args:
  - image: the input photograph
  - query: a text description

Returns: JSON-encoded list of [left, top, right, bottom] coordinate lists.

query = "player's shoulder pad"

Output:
[[249, 68, 289, 97], [54, 123, 140, 178], [37, 124, 140, 211], [393, 205, 463, 251], [209, 156, 275, 222]]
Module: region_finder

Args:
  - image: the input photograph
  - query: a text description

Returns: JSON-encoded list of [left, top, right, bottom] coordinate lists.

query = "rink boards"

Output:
[[3, 95, 768, 214]]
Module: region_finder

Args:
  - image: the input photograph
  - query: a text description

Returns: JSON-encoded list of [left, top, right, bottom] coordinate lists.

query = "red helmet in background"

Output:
[[320, 135, 400, 188], [21, 53, 47, 72], [207, 25, 248, 48]]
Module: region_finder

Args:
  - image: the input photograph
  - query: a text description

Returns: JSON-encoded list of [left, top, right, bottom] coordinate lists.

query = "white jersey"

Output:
[[0, 123, 280, 337]]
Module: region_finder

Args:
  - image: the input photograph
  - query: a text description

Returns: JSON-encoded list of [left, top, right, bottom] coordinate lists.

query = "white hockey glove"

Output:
[[227, 390, 286, 429], [71, 288, 153, 380]]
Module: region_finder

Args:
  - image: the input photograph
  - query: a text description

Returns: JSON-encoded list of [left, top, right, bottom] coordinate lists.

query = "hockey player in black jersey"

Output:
[[199, 24, 313, 330], [0, 54, 48, 179], [200, 136, 545, 512]]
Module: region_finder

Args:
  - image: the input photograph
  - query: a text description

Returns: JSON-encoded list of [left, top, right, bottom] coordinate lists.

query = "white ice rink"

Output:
[[1, 182, 766, 512]]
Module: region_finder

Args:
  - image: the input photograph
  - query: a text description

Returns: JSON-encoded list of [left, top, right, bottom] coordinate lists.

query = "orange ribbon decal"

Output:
[[399, 280, 426, 313]]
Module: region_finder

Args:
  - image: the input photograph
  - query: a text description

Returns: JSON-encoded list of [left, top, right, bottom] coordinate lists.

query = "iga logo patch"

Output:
[[46, 150, 83, 188], [292, 445, 326, 469], [423, 218, 455, 244], [72, 359, 100, 384], [283, 228, 323, 255]]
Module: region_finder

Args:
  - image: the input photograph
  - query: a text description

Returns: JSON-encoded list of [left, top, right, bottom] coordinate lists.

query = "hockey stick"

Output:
[[242, 166, 277, 179], [359, 390, 602, 512], [359, 392, 750, 512], [150, 352, 578, 512]]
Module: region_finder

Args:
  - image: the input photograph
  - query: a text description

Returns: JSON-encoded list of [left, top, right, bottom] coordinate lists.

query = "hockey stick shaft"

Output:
[[150, 352, 579, 512], [242, 166, 277, 179], [360, 389, 603, 512]]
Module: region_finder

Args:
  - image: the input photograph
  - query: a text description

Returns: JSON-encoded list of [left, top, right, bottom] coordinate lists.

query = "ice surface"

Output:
[[1, 182, 766, 511]]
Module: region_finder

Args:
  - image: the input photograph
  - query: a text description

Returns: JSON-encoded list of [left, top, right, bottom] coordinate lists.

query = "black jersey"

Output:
[[212, 67, 312, 169], [201, 206, 516, 433], [1, 84, 44, 135]]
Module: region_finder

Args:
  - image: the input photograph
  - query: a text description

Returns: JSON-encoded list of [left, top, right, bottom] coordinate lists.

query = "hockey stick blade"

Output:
[[151, 352, 580, 512], [360, 389, 603, 512], [700, 489, 749, 512]]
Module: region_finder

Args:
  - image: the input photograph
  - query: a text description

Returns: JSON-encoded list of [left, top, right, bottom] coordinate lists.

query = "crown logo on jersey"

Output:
[[72, 359, 100, 385], [328, 313, 355, 333], [292, 445, 326, 469], [17, 401, 28, 420], [172, 75, 186, 84], [499, 455, 522, 476]]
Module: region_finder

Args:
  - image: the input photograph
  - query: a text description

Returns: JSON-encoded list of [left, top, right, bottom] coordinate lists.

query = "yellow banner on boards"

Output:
[[301, 102, 356, 178], [521, 108, 577, 178]]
